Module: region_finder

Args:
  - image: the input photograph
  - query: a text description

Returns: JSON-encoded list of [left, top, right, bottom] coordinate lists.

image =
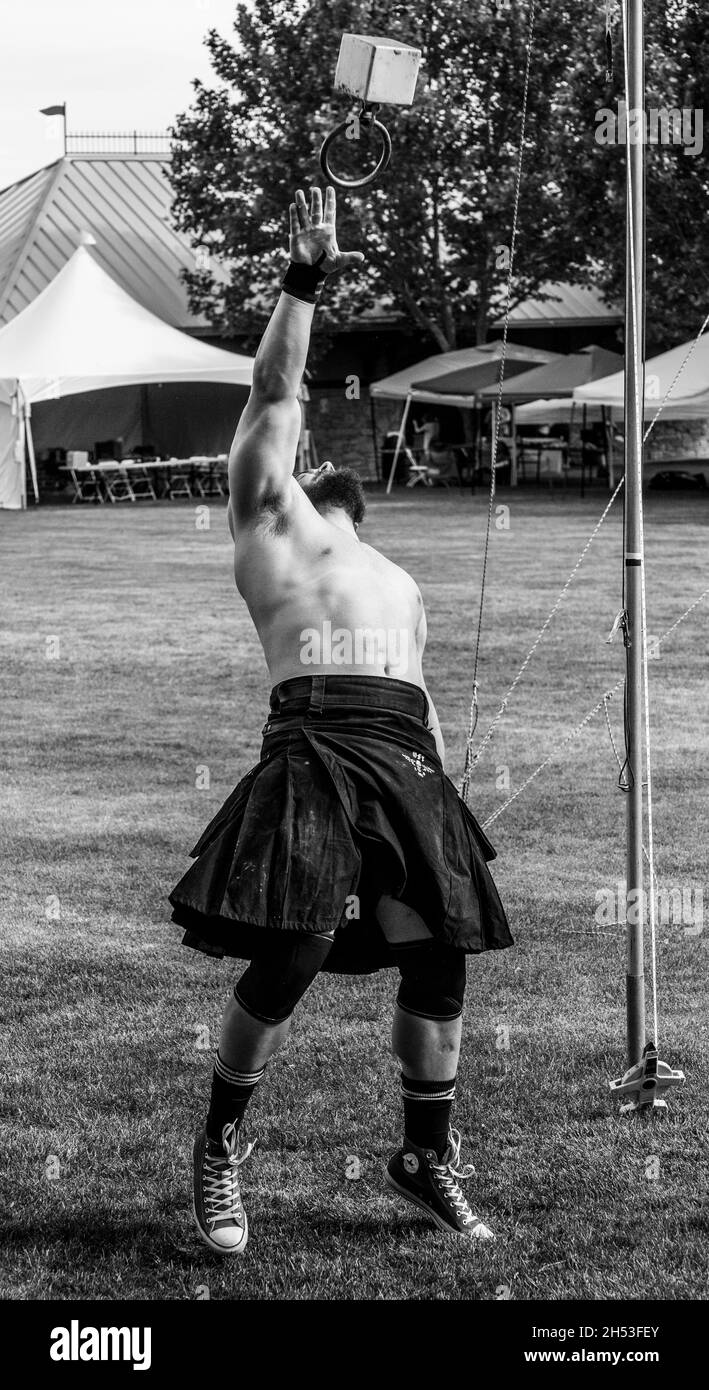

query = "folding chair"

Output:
[[202, 457, 228, 498], [189, 460, 210, 498], [166, 462, 193, 499], [209, 460, 227, 497], [68, 462, 104, 504], [421, 445, 460, 488], [389, 442, 431, 487], [98, 462, 135, 503], [124, 462, 157, 500], [405, 454, 433, 487]]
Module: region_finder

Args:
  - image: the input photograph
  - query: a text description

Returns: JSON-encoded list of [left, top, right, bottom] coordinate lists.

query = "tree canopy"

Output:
[[169, 0, 708, 354]]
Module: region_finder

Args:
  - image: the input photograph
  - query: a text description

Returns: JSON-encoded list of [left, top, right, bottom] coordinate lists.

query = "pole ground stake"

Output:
[[610, 1042, 685, 1113]]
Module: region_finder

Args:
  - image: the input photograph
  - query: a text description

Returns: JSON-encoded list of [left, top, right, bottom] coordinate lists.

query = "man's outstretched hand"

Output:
[[289, 185, 365, 276]]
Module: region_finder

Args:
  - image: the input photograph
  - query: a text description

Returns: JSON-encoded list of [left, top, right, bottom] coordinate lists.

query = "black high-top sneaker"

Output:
[[193, 1121, 254, 1254], [385, 1127, 494, 1239]]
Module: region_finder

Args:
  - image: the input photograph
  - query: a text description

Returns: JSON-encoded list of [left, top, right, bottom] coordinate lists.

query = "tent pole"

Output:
[[386, 393, 412, 495], [16, 389, 27, 511], [25, 401, 39, 504], [569, 398, 577, 495], [369, 391, 379, 481], [623, 0, 646, 1069], [491, 399, 497, 487], [608, 0, 684, 1115], [605, 404, 615, 490]]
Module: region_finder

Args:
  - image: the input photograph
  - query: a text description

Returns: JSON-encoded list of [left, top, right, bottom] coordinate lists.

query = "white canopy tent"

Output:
[[369, 347, 499, 491], [370, 343, 558, 491], [369, 345, 501, 406], [515, 397, 619, 425], [512, 395, 624, 489], [573, 330, 709, 418], [0, 244, 254, 509]]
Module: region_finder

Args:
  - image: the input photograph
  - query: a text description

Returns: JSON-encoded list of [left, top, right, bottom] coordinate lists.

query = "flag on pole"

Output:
[[40, 104, 66, 116]]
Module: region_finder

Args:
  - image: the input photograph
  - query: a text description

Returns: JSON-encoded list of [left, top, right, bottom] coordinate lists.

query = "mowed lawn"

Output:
[[1, 487, 708, 1302]]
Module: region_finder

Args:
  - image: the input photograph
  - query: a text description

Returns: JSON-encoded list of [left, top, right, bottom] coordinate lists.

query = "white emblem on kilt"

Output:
[[403, 1152, 419, 1174], [402, 751, 434, 779]]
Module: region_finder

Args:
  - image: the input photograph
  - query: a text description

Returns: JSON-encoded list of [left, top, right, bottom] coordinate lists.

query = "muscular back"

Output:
[[223, 184, 443, 759], [234, 479, 425, 687]]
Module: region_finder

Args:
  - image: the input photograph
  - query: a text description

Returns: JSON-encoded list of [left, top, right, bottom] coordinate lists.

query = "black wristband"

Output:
[[281, 252, 328, 304]]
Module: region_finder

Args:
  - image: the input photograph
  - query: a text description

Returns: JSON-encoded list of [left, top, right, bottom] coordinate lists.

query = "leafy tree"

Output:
[[170, 0, 598, 352], [170, 0, 707, 356], [555, 0, 709, 350]]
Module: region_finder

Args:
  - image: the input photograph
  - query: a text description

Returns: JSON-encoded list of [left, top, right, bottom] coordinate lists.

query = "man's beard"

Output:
[[307, 467, 366, 525]]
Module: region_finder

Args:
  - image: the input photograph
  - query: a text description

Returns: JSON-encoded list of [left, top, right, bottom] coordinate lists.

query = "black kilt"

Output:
[[168, 675, 513, 974]]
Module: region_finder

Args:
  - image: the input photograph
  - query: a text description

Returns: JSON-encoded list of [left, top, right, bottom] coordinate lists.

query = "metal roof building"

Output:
[[494, 280, 622, 330], [0, 147, 624, 345], [0, 150, 227, 332]]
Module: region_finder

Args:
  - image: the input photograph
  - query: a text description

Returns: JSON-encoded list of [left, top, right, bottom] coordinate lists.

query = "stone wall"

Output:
[[565, 416, 709, 462], [645, 418, 709, 461], [307, 385, 405, 480]]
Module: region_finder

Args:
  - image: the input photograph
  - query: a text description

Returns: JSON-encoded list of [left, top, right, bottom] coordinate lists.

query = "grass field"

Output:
[[1, 487, 708, 1302]]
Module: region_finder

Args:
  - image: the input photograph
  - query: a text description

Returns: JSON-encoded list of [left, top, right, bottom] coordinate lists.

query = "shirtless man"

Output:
[[168, 186, 512, 1254]]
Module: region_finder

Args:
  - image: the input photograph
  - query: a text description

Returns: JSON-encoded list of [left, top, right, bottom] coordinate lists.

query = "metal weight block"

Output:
[[333, 33, 421, 107]]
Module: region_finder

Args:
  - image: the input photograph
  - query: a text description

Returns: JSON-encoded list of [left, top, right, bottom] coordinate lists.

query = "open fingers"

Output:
[[294, 188, 310, 229], [324, 184, 336, 227], [310, 186, 323, 225]]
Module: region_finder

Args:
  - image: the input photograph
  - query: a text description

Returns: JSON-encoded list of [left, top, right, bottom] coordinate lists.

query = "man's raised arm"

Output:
[[228, 185, 364, 533]]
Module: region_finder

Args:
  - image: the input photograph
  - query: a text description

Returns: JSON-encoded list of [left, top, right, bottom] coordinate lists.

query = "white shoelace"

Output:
[[430, 1128, 478, 1225], [203, 1123, 255, 1228]]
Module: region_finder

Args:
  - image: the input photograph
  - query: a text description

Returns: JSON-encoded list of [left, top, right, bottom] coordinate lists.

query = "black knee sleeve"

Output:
[[234, 931, 334, 1025], [395, 941, 467, 1022]]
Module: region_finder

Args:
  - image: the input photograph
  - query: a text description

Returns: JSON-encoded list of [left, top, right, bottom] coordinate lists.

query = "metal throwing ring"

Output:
[[319, 106, 392, 189]]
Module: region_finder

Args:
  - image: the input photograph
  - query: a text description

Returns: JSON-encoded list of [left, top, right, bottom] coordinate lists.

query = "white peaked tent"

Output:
[[0, 244, 254, 509], [515, 397, 614, 425], [574, 330, 709, 418]]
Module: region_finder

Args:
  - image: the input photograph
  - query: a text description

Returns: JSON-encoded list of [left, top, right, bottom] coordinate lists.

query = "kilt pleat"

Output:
[[168, 715, 512, 974]]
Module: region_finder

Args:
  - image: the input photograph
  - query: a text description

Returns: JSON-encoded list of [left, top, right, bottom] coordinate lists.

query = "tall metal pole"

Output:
[[369, 392, 380, 480], [623, 0, 646, 1068]]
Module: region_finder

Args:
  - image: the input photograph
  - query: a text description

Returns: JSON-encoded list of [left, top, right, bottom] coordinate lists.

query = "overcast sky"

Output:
[[1, 0, 240, 191]]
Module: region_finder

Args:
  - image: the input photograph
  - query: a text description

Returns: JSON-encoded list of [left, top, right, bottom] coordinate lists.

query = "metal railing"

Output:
[[66, 131, 172, 156]]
